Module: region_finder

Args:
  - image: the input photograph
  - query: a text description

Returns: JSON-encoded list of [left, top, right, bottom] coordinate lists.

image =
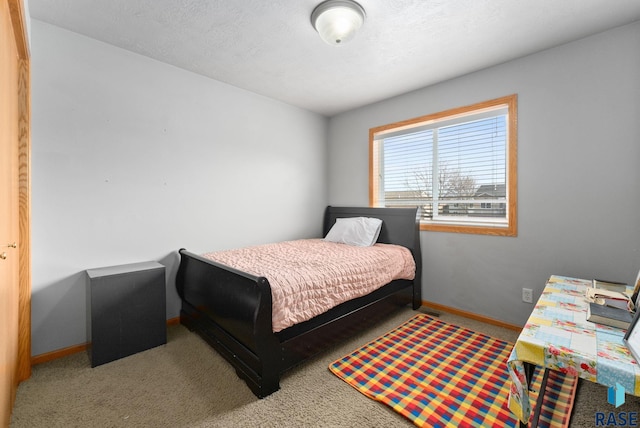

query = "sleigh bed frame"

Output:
[[176, 206, 422, 398]]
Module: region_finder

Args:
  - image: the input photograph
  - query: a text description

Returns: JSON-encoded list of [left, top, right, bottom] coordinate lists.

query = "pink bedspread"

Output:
[[202, 239, 416, 332]]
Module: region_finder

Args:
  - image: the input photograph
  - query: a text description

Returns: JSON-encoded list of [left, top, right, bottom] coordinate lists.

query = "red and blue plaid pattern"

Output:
[[329, 315, 575, 427], [528, 368, 577, 428]]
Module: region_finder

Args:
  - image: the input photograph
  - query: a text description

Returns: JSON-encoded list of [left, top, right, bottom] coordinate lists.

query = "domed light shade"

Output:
[[311, 0, 366, 46]]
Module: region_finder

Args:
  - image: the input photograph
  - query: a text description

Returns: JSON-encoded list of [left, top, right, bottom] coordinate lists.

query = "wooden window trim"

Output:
[[369, 94, 518, 237]]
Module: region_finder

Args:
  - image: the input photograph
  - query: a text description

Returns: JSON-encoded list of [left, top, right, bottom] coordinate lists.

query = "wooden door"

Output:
[[1, 0, 30, 425]]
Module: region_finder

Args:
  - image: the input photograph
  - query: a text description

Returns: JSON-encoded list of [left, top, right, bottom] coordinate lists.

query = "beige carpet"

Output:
[[10, 308, 640, 427]]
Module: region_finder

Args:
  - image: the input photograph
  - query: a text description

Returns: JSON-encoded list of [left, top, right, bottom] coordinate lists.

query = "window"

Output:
[[370, 95, 517, 236]]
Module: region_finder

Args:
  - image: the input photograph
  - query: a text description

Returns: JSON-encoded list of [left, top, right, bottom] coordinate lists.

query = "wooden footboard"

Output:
[[176, 249, 281, 397], [176, 206, 422, 398]]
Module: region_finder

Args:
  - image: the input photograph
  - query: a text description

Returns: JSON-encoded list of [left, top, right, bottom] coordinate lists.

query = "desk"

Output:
[[507, 275, 640, 425]]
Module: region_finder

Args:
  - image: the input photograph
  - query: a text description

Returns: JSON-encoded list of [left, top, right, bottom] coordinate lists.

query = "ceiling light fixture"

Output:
[[311, 0, 366, 46]]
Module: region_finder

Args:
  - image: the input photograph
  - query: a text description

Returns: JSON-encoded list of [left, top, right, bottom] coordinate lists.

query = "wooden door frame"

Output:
[[8, 0, 31, 383]]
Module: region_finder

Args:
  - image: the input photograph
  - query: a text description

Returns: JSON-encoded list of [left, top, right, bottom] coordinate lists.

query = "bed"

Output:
[[176, 206, 422, 398]]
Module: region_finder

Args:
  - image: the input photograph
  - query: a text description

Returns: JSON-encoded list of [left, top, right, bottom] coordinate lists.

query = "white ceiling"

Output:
[[29, 0, 640, 117]]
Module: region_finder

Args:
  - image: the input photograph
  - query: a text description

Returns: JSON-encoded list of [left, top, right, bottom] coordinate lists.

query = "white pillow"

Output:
[[324, 217, 383, 247]]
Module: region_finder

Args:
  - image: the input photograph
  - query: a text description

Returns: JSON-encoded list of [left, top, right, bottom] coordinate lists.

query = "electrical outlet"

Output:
[[522, 288, 533, 303]]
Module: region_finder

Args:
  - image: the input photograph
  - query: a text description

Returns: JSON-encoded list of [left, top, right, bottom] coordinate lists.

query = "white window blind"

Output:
[[370, 95, 517, 235]]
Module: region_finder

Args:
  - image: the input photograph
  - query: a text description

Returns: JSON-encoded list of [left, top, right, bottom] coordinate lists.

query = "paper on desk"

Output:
[[586, 287, 633, 310]]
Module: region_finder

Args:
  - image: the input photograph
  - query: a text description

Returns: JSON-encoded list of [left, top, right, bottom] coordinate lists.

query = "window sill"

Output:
[[420, 221, 517, 237]]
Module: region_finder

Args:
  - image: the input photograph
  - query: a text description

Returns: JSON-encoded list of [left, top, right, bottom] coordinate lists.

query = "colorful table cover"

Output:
[[507, 275, 640, 423]]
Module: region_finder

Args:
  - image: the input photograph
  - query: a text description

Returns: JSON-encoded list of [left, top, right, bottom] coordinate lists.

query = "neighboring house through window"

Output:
[[369, 95, 517, 236]]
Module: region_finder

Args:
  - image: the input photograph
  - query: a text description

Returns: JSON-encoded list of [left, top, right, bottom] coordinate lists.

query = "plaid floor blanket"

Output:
[[329, 314, 576, 428]]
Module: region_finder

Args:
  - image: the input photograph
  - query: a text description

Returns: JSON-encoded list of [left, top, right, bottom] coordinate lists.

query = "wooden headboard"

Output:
[[322, 206, 422, 286]]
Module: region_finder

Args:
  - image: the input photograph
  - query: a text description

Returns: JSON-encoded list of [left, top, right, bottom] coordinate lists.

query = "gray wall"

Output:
[[31, 21, 328, 356], [327, 21, 640, 326], [30, 17, 640, 356]]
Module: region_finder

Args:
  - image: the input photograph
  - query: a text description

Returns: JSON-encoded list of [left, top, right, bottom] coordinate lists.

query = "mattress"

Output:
[[202, 239, 415, 332]]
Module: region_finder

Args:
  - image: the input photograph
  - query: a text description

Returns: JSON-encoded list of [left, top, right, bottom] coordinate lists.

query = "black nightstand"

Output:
[[86, 261, 167, 367]]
